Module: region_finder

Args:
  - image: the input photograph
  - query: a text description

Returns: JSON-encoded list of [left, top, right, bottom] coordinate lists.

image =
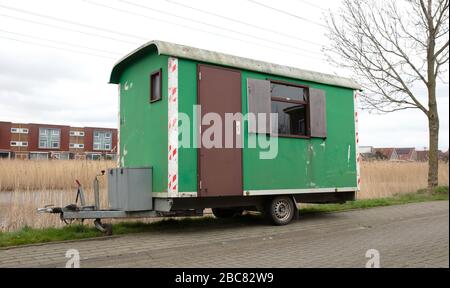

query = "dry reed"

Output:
[[0, 159, 115, 191], [359, 161, 449, 199], [0, 159, 448, 232]]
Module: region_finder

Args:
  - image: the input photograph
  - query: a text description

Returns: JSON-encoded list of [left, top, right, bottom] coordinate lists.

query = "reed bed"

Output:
[[0, 159, 115, 191], [359, 161, 449, 199], [0, 159, 448, 232]]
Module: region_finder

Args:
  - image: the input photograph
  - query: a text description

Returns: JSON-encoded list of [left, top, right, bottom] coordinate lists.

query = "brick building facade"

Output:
[[0, 121, 117, 160]]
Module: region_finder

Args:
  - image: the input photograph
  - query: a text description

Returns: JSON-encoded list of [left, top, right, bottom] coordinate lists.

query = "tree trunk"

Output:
[[427, 102, 439, 192], [426, 0, 439, 193]]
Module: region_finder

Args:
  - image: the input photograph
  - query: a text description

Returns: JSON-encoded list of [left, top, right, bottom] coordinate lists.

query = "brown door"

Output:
[[198, 64, 242, 197]]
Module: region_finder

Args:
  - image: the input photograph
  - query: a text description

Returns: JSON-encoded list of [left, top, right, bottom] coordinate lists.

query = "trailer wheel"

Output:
[[212, 208, 243, 218], [103, 224, 113, 236], [265, 196, 295, 225]]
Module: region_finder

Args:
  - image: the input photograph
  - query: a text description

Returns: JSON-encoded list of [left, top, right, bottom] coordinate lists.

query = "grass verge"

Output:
[[1, 186, 448, 248], [300, 186, 448, 214]]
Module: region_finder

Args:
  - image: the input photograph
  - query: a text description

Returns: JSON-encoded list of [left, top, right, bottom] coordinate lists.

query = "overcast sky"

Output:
[[0, 0, 448, 150]]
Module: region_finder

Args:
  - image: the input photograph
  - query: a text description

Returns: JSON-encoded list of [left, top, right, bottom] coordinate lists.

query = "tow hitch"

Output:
[[37, 170, 158, 235]]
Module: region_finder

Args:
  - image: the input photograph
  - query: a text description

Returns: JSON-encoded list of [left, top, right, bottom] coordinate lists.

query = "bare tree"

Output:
[[325, 0, 449, 192]]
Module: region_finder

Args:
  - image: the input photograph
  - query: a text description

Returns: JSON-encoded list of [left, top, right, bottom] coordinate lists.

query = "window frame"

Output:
[[38, 128, 61, 149], [70, 131, 85, 137], [92, 130, 112, 151], [10, 141, 28, 147], [149, 68, 162, 103], [268, 79, 311, 139]]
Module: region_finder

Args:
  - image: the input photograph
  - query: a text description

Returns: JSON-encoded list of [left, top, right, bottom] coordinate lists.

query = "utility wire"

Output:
[[0, 13, 138, 45], [294, 0, 329, 12], [246, 0, 328, 28], [85, 0, 326, 61], [0, 35, 116, 59], [0, 3, 147, 41], [0, 1, 326, 61], [118, 0, 324, 56], [0, 29, 122, 56], [165, 0, 323, 47]]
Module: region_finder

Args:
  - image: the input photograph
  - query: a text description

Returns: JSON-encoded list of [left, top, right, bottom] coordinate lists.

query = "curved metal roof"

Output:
[[109, 40, 361, 90]]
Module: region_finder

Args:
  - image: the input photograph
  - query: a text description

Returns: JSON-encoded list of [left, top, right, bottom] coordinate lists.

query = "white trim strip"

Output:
[[153, 192, 197, 198], [245, 187, 357, 196], [167, 57, 179, 197], [354, 91, 361, 191]]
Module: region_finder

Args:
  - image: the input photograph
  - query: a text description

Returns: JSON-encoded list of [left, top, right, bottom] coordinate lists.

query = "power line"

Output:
[[85, 0, 326, 61], [0, 29, 122, 56], [246, 0, 328, 28], [0, 3, 147, 41], [0, 13, 138, 45], [0, 1, 326, 61], [165, 0, 323, 47], [294, 0, 329, 12], [0, 35, 115, 59], [118, 0, 324, 56]]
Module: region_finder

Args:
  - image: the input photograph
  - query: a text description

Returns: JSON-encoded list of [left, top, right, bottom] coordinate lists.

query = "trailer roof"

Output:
[[109, 40, 361, 90]]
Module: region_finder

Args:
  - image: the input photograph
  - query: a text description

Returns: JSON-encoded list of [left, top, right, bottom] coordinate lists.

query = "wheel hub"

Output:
[[274, 199, 291, 221]]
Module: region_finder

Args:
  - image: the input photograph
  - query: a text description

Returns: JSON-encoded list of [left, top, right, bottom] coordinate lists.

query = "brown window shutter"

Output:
[[309, 88, 327, 138], [247, 78, 271, 134]]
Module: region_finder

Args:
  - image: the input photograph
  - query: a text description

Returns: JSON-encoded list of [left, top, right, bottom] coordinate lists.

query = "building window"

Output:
[[150, 69, 162, 103], [87, 153, 102, 160], [0, 152, 10, 159], [93, 130, 112, 151], [29, 152, 49, 160], [70, 131, 85, 136], [59, 153, 70, 160], [105, 154, 116, 160], [70, 143, 84, 149], [39, 128, 61, 149], [270, 81, 309, 137], [10, 141, 28, 147], [11, 128, 28, 134]]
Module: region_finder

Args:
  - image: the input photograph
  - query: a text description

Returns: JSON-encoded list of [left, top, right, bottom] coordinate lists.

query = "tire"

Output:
[[212, 208, 243, 218], [103, 224, 113, 236], [265, 196, 295, 225]]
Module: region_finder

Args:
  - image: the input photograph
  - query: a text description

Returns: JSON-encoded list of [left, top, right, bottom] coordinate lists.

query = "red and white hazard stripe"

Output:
[[168, 57, 179, 197], [354, 91, 361, 191]]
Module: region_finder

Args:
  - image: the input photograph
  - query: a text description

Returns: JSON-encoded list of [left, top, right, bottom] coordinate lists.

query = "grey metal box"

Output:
[[107, 167, 153, 211]]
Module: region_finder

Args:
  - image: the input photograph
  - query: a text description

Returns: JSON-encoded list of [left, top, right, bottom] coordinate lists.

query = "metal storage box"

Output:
[[108, 167, 152, 211]]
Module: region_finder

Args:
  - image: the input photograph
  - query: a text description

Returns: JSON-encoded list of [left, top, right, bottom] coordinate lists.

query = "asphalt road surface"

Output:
[[0, 201, 448, 268]]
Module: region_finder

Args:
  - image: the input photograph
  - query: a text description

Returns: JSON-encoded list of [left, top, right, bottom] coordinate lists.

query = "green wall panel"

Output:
[[118, 51, 169, 193]]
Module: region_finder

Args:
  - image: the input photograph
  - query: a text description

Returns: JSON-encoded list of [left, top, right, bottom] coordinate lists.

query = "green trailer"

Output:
[[39, 40, 362, 229]]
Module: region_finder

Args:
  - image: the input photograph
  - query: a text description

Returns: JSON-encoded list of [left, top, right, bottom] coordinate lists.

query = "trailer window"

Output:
[[270, 81, 309, 137], [150, 69, 162, 103]]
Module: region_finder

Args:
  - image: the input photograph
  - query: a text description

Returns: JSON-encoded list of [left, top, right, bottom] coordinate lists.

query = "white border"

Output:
[[153, 192, 197, 198], [245, 187, 357, 196], [117, 84, 121, 167]]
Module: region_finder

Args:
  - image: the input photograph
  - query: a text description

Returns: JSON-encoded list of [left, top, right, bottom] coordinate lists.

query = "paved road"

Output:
[[1, 201, 448, 268]]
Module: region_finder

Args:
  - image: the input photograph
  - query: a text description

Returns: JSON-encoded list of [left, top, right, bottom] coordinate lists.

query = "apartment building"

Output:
[[0, 121, 117, 160]]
